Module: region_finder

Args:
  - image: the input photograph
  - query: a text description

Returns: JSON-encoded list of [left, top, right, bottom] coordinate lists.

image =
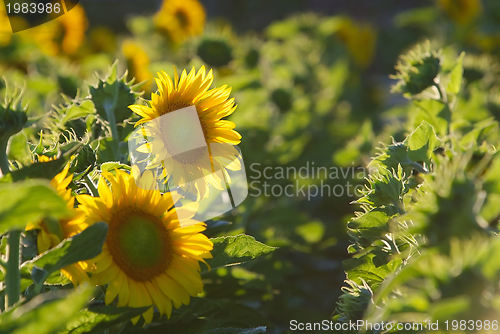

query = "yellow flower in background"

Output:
[[337, 17, 377, 69], [0, 1, 28, 47], [129, 66, 242, 200], [77, 168, 213, 324], [122, 40, 153, 91], [25, 164, 89, 286], [154, 0, 206, 44], [0, 2, 12, 46], [57, 3, 88, 54], [18, 2, 88, 56], [437, 0, 482, 25], [90, 26, 116, 53]]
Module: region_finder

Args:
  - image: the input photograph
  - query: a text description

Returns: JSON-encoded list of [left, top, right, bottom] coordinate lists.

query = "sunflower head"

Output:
[[197, 36, 234, 68], [122, 40, 153, 91], [154, 0, 206, 44], [128, 66, 242, 202], [437, 0, 482, 25], [337, 17, 377, 69], [77, 167, 213, 324]]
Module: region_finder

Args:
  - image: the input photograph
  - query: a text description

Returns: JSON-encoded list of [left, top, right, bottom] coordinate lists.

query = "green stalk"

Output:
[[104, 82, 121, 161], [0, 138, 10, 176], [5, 230, 21, 309]]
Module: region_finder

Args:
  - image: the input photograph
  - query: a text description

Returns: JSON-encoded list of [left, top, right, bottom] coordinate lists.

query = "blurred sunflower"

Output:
[[129, 66, 242, 200], [122, 40, 153, 91], [154, 0, 206, 44], [19, 2, 88, 56], [337, 17, 377, 69], [0, 3, 28, 47], [77, 168, 213, 324], [25, 164, 89, 286], [437, 0, 482, 25]]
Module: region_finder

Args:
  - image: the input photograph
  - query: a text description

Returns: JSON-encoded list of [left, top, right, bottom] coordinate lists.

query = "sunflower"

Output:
[[25, 164, 89, 286], [337, 17, 377, 69], [154, 0, 206, 44], [76, 167, 213, 324], [128, 66, 242, 201], [18, 2, 88, 56], [122, 40, 153, 92], [437, 0, 482, 25]]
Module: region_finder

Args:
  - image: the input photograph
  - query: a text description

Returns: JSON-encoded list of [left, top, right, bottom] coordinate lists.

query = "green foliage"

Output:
[[0, 180, 69, 234], [203, 235, 277, 273], [335, 43, 500, 332], [24, 222, 108, 287], [0, 287, 93, 334]]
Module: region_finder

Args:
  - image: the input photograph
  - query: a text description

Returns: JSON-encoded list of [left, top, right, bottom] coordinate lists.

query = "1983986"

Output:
[[5, 2, 61, 14]]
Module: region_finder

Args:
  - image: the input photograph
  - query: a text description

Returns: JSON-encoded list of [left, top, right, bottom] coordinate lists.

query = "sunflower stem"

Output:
[[104, 81, 121, 161], [5, 229, 21, 309], [0, 138, 10, 177]]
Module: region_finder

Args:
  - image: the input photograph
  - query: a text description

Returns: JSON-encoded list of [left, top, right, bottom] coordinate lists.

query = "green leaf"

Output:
[[60, 305, 150, 334], [294, 221, 325, 243], [0, 287, 93, 334], [343, 253, 400, 286], [0, 180, 69, 235], [348, 209, 391, 231], [447, 52, 465, 95], [200, 327, 267, 334], [23, 222, 108, 285], [202, 235, 277, 273], [411, 100, 450, 137], [8, 132, 31, 164], [60, 100, 96, 125], [405, 120, 441, 165], [100, 161, 131, 174]]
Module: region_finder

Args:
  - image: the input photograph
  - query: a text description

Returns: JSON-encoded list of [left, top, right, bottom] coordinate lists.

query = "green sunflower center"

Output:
[[107, 208, 172, 281]]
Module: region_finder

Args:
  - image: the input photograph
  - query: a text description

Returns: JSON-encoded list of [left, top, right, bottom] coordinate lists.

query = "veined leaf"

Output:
[[22, 222, 108, 286], [0, 287, 93, 334], [405, 120, 441, 165], [60, 305, 150, 334], [202, 235, 277, 273]]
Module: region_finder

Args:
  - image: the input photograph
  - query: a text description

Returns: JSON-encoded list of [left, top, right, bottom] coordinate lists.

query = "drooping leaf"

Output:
[[0, 180, 69, 235], [60, 305, 150, 334], [0, 287, 93, 334], [202, 235, 277, 273], [22, 222, 108, 285]]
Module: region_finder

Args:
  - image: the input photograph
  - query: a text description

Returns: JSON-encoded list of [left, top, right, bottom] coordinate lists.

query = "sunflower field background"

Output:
[[2, 0, 500, 333]]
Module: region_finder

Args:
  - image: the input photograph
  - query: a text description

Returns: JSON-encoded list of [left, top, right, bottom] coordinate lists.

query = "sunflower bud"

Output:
[[391, 42, 442, 96], [72, 144, 97, 173], [0, 90, 27, 141], [271, 87, 292, 112], [197, 37, 233, 68], [244, 48, 260, 69]]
